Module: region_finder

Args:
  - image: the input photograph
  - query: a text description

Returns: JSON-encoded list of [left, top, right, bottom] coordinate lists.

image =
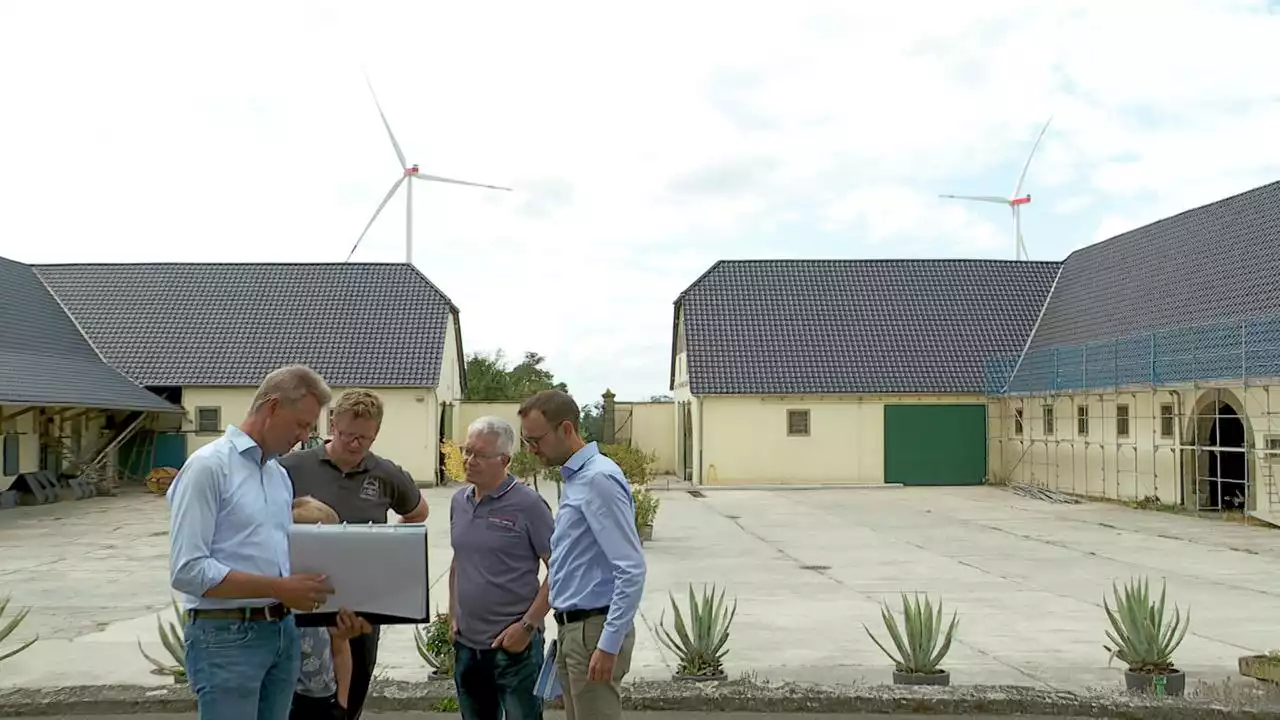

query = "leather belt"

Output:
[[553, 606, 609, 626], [186, 602, 291, 623]]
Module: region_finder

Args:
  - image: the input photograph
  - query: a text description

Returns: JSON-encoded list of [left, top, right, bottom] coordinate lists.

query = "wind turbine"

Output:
[[345, 74, 512, 264], [940, 116, 1052, 261]]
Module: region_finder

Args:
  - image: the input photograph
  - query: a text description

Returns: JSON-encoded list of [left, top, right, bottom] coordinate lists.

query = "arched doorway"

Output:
[[1184, 389, 1251, 512]]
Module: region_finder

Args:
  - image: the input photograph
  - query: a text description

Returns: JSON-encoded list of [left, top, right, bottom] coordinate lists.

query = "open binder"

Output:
[[288, 522, 430, 627]]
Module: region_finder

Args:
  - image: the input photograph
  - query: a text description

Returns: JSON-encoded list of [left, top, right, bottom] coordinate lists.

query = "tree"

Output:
[[580, 400, 604, 442], [464, 350, 568, 401]]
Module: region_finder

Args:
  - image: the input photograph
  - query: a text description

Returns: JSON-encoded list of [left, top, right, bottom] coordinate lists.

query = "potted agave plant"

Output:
[[137, 598, 187, 684], [657, 584, 737, 682], [1103, 576, 1190, 696], [413, 609, 455, 679], [864, 592, 958, 686], [0, 594, 38, 663]]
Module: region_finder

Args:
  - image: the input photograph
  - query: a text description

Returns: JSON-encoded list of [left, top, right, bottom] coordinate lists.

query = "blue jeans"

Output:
[[184, 614, 301, 720], [453, 629, 545, 720]]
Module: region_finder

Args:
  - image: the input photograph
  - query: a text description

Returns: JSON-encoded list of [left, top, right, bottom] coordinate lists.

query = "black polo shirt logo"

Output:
[[359, 476, 382, 501]]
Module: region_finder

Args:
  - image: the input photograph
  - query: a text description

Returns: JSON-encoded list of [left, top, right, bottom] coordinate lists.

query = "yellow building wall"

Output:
[[438, 313, 464, 406], [621, 402, 676, 474], [454, 401, 524, 443], [672, 350, 696, 482], [182, 386, 442, 485], [697, 394, 990, 486], [990, 384, 1280, 516]]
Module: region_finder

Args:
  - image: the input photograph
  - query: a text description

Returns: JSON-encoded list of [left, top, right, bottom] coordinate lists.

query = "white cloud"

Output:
[[0, 0, 1277, 401]]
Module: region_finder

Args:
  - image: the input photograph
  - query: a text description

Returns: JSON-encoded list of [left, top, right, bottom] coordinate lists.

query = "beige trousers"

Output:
[[555, 614, 635, 720]]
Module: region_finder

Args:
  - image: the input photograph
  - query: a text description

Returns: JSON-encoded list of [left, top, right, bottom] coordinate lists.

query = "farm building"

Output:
[[672, 178, 1280, 517], [986, 180, 1280, 523], [0, 256, 184, 495], [669, 258, 1061, 486], [30, 262, 465, 485]]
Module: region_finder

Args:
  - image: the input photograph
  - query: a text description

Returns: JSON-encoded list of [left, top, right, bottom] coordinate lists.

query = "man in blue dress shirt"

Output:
[[168, 364, 338, 720], [517, 390, 646, 720]]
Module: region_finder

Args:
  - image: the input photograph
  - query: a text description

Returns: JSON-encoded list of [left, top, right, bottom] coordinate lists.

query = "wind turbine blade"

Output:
[[1012, 116, 1053, 197], [345, 176, 406, 262], [412, 173, 512, 192], [363, 73, 408, 169], [939, 194, 1010, 204]]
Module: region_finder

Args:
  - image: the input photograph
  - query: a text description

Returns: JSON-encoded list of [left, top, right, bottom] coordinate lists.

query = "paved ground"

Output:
[[0, 482, 1276, 693]]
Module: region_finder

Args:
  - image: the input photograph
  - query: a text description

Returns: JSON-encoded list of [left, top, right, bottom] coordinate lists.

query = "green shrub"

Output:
[[600, 443, 655, 486], [414, 609, 455, 676]]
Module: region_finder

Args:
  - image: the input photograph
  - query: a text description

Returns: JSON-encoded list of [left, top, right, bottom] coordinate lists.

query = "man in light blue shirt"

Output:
[[168, 364, 337, 720], [518, 390, 646, 720]]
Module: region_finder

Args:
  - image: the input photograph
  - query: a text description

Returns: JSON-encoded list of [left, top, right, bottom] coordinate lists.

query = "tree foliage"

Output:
[[464, 350, 568, 401]]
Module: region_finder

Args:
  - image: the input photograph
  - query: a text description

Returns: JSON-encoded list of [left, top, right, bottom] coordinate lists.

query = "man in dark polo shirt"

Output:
[[280, 389, 429, 720], [450, 415, 554, 720]]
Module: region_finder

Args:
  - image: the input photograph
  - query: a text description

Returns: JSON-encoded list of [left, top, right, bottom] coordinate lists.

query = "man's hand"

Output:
[[448, 615, 458, 645], [587, 648, 617, 683], [271, 573, 334, 611], [331, 608, 372, 641], [491, 621, 533, 653]]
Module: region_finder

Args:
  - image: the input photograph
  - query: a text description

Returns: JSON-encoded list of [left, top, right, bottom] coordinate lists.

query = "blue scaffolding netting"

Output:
[[984, 314, 1280, 395]]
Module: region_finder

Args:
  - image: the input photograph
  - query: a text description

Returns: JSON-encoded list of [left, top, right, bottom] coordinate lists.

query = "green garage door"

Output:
[[884, 404, 987, 486]]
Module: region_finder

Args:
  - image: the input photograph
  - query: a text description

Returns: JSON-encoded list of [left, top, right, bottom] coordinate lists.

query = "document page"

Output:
[[288, 523, 429, 622]]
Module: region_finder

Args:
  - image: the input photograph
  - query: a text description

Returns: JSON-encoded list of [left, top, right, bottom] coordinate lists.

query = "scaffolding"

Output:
[[984, 313, 1280, 521]]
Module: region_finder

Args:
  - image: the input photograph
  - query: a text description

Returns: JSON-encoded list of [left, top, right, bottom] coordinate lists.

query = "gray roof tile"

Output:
[[0, 257, 182, 412], [1006, 180, 1280, 391], [676, 259, 1062, 395], [33, 262, 458, 388]]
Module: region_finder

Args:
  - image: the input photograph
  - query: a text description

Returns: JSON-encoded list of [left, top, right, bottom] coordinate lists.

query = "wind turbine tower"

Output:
[[346, 74, 512, 264], [940, 117, 1052, 261]]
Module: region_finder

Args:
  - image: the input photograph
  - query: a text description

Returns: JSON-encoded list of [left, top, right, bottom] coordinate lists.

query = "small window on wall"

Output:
[[1117, 404, 1131, 438], [1159, 404, 1176, 439], [1077, 405, 1089, 436], [1266, 435, 1280, 465], [786, 409, 810, 437], [195, 407, 222, 434], [1043, 406, 1055, 435], [1013, 407, 1024, 436]]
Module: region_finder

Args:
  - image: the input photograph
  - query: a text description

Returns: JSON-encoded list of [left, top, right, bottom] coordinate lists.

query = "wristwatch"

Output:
[[520, 620, 535, 634]]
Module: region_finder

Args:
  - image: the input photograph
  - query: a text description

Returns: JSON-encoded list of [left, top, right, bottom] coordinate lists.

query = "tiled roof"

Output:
[[0, 257, 181, 412], [33, 262, 460, 388], [674, 259, 1062, 395], [1006, 180, 1280, 391]]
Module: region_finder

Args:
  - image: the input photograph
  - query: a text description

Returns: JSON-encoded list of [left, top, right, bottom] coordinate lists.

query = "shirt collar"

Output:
[[560, 441, 599, 480], [468, 474, 518, 503], [226, 425, 271, 463]]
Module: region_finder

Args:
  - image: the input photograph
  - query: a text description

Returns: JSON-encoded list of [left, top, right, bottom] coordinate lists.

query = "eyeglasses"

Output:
[[333, 428, 374, 445], [462, 447, 505, 461]]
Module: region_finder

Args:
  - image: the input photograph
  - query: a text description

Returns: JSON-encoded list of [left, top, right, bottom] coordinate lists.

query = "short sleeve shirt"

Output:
[[450, 475, 555, 649], [280, 443, 421, 524], [295, 626, 337, 698]]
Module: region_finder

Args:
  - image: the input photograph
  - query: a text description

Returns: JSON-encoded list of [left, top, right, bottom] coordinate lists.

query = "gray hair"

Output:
[[250, 364, 332, 413], [467, 415, 516, 456]]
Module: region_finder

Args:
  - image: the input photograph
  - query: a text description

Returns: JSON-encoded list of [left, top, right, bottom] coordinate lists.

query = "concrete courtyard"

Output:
[[0, 481, 1276, 692]]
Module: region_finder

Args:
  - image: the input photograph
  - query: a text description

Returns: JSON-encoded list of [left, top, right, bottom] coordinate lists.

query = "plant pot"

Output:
[[1239, 655, 1280, 684], [1124, 668, 1185, 696], [893, 669, 950, 686], [638, 524, 653, 542], [673, 671, 727, 682]]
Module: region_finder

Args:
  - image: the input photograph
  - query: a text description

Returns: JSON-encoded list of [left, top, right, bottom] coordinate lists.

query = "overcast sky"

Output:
[[2, 1, 1278, 403]]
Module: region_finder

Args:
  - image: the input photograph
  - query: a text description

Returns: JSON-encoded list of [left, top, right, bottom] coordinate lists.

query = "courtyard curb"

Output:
[[1, 679, 1278, 718]]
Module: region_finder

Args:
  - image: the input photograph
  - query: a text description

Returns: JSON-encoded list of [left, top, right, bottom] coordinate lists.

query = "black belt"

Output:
[[553, 606, 609, 626], [187, 602, 291, 622]]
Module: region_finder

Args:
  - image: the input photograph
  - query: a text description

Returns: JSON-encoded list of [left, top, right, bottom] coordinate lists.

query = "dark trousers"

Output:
[[453, 630, 545, 720], [345, 625, 380, 720], [289, 692, 344, 720]]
